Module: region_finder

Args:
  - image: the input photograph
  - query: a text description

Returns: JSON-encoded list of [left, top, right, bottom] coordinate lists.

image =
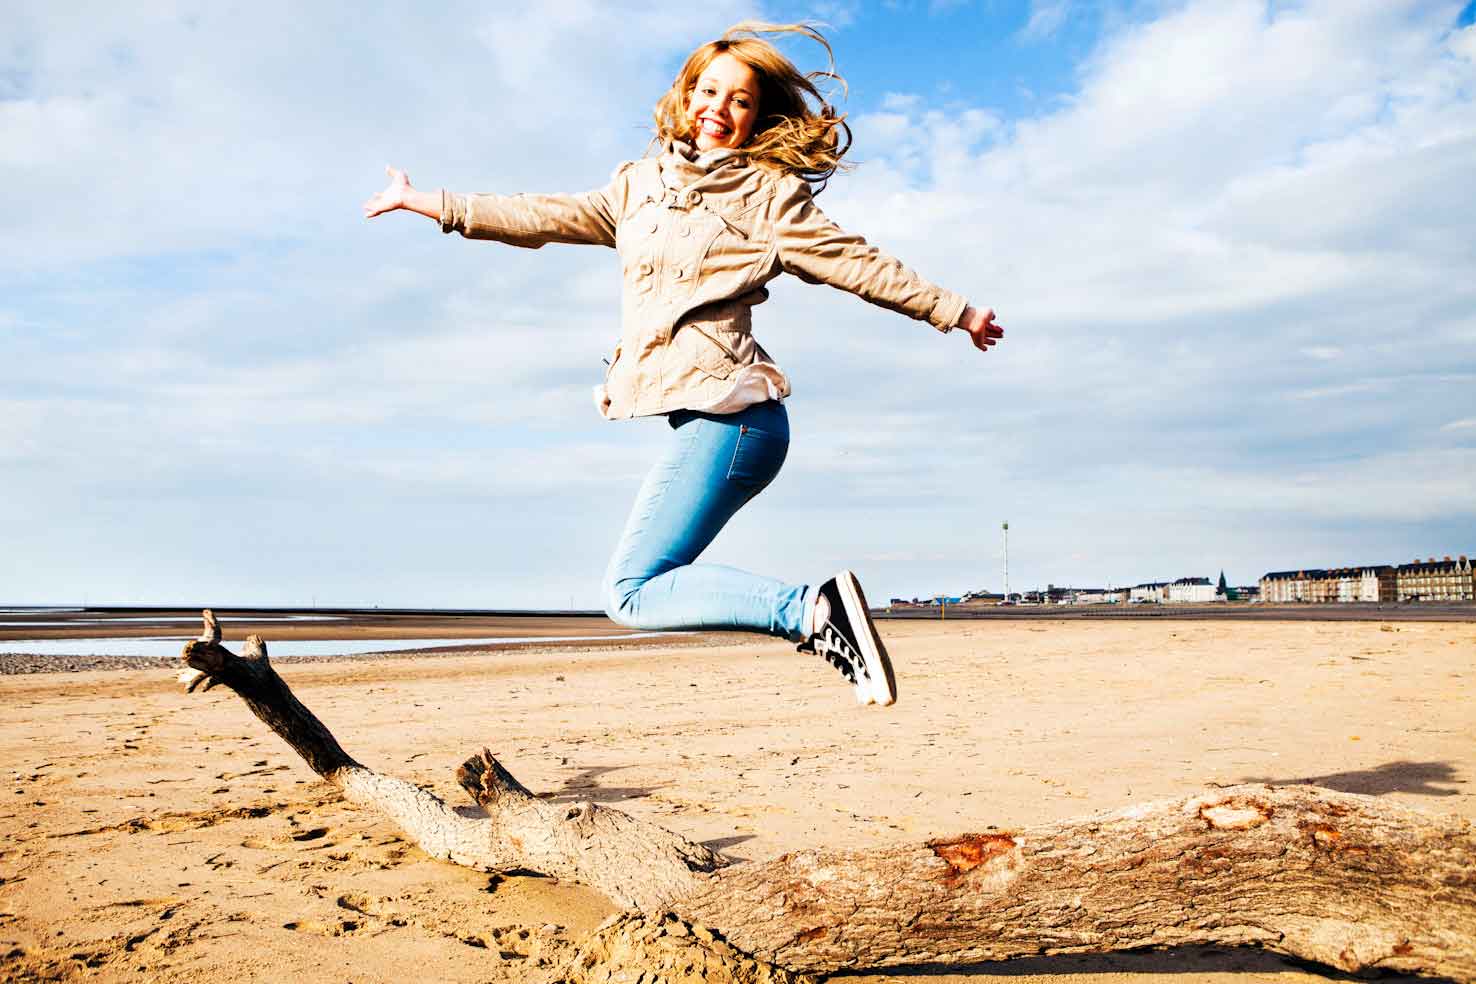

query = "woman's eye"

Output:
[[734, 98, 750, 109]]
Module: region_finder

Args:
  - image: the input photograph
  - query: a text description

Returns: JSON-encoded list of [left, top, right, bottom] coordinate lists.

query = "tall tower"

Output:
[[1002, 521, 1010, 601]]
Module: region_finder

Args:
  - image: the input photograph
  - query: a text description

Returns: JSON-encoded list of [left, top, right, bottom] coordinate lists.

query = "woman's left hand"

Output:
[[959, 305, 1004, 353]]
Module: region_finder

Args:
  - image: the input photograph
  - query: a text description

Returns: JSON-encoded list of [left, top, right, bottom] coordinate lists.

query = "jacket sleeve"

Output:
[[439, 162, 631, 249], [772, 178, 968, 332]]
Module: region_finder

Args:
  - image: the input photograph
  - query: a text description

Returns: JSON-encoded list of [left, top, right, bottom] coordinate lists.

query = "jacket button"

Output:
[[685, 190, 702, 207], [679, 226, 691, 237], [674, 268, 685, 279], [648, 221, 659, 234], [638, 261, 653, 276]]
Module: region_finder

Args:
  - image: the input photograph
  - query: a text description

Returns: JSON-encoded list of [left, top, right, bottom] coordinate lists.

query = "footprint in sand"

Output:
[[281, 918, 361, 937], [288, 826, 330, 842], [336, 893, 408, 927]]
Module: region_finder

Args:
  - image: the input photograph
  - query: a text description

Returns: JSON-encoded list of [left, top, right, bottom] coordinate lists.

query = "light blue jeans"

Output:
[[602, 400, 809, 641]]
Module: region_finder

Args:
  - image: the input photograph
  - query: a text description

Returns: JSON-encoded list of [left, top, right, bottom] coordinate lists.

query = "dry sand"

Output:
[[1, 617, 1472, 982]]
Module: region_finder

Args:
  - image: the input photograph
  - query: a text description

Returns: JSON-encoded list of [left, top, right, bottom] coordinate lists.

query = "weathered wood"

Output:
[[674, 784, 1476, 979], [180, 614, 1476, 982], [180, 614, 358, 777], [180, 621, 725, 911]]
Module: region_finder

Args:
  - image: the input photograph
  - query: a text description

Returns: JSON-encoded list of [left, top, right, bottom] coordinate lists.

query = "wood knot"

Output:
[[1199, 799, 1272, 830], [928, 833, 1017, 874], [1297, 820, 1363, 853]]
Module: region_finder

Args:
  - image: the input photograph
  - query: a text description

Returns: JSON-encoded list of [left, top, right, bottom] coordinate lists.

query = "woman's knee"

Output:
[[602, 571, 640, 627]]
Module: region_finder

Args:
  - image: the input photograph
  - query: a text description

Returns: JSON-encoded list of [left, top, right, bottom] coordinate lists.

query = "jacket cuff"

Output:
[[439, 190, 466, 235], [929, 289, 970, 333]]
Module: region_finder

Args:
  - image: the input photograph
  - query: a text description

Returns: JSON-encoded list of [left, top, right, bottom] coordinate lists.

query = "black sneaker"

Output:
[[797, 570, 897, 706]]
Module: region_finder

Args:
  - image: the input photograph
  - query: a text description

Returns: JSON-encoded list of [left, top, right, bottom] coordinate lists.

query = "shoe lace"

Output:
[[802, 624, 868, 684]]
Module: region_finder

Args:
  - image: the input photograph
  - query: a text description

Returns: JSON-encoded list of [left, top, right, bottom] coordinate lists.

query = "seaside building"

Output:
[[1260, 566, 1398, 603], [1396, 556, 1474, 602], [1166, 577, 1219, 603], [1130, 582, 1167, 604]]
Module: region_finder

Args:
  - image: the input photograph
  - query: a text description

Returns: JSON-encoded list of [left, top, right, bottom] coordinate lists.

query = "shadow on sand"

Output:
[[1242, 759, 1465, 798], [540, 763, 664, 804], [836, 945, 1457, 982]]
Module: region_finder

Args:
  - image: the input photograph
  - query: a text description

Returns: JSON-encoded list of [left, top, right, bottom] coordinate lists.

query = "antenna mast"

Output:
[[1002, 521, 1010, 601]]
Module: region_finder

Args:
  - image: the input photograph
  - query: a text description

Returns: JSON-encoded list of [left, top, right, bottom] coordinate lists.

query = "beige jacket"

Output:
[[441, 144, 969, 420]]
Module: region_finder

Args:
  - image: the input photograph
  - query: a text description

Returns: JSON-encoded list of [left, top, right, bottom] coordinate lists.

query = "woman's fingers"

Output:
[[363, 166, 412, 218], [963, 307, 1003, 353], [362, 187, 394, 217]]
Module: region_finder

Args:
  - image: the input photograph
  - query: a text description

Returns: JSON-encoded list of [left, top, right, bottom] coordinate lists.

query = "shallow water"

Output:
[[0, 633, 679, 658], [0, 614, 347, 628]]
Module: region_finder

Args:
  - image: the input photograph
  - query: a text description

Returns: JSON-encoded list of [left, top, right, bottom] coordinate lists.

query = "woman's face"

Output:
[[686, 51, 759, 151]]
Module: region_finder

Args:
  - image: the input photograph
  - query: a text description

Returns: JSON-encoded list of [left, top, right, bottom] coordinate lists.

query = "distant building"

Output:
[[1166, 577, 1219, 603], [1261, 569, 1318, 603], [1396, 556, 1474, 602], [1260, 566, 1396, 603], [1130, 582, 1167, 604], [1044, 585, 1088, 605]]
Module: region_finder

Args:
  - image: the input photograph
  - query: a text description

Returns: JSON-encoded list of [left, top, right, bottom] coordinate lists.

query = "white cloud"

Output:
[[1021, 0, 1073, 41], [1126, 448, 1476, 522], [3, 0, 1474, 605]]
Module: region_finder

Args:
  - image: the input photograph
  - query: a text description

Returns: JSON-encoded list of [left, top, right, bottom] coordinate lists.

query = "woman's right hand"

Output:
[[959, 305, 1004, 354], [362, 165, 414, 219]]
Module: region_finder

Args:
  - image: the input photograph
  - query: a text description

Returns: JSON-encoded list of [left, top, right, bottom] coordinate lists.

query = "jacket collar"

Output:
[[659, 139, 747, 192]]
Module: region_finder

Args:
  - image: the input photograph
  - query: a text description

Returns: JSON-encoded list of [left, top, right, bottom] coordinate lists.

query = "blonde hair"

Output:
[[653, 22, 852, 190]]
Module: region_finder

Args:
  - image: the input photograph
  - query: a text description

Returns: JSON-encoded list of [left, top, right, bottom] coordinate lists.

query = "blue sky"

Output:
[[3, 1, 1474, 607]]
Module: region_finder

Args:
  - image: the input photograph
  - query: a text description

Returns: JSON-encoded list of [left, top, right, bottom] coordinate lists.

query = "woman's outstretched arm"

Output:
[[363, 166, 439, 221], [773, 179, 1005, 353], [364, 163, 624, 249]]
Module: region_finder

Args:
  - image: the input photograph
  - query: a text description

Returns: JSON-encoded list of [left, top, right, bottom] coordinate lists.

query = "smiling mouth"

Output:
[[699, 118, 732, 138]]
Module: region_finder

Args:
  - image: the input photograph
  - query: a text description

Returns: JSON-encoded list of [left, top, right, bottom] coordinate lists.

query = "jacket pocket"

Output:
[[689, 210, 762, 291], [674, 323, 741, 380]]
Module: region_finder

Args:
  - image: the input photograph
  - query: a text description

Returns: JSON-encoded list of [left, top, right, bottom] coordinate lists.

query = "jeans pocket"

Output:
[[726, 422, 788, 491]]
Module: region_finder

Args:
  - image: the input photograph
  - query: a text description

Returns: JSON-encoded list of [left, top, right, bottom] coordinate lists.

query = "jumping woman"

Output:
[[363, 22, 1003, 707]]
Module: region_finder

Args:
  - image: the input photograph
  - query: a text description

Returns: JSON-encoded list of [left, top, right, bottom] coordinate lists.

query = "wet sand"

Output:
[[0, 612, 740, 675], [0, 610, 658, 646], [1, 617, 1472, 982]]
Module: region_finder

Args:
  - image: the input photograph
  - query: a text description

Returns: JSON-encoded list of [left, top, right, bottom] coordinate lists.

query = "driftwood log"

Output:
[[180, 612, 1476, 982]]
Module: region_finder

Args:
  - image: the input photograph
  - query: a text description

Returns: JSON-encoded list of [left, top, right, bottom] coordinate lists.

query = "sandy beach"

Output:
[[2, 616, 1472, 982]]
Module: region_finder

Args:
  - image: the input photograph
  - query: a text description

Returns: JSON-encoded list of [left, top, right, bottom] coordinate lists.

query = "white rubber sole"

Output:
[[836, 570, 897, 707]]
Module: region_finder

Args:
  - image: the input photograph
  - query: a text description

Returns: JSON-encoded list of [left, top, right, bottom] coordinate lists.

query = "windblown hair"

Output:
[[653, 22, 852, 190]]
